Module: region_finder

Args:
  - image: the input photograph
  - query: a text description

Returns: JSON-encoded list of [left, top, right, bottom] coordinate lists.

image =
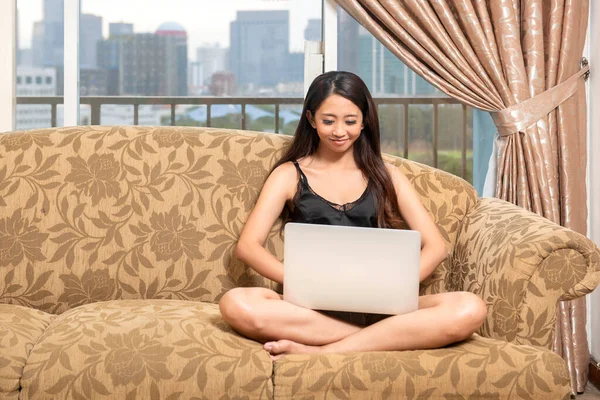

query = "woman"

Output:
[[219, 71, 487, 360]]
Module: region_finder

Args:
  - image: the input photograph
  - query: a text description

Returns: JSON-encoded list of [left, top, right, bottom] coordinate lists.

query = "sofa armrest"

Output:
[[452, 198, 600, 348]]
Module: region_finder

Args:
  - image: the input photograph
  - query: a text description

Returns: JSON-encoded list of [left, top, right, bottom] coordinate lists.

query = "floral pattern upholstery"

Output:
[[0, 304, 54, 399], [20, 300, 273, 399], [273, 334, 571, 399], [1, 126, 599, 398], [454, 198, 600, 348]]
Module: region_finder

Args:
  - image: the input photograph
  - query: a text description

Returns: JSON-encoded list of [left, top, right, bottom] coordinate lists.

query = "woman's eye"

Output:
[[346, 120, 357, 125], [322, 120, 334, 125]]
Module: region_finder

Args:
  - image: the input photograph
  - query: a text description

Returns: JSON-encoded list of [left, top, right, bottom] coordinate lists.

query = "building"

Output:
[[30, 0, 103, 70], [31, 0, 63, 67], [304, 19, 321, 41], [229, 10, 289, 89], [97, 37, 122, 95], [286, 52, 304, 84], [80, 14, 103, 68], [156, 22, 188, 96], [15, 67, 56, 130], [109, 22, 133, 37], [80, 68, 109, 96], [99, 22, 188, 96], [337, 12, 439, 96], [210, 72, 236, 96], [115, 22, 187, 96], [195, 43, 228, 86], [337, 10, 359, 74]]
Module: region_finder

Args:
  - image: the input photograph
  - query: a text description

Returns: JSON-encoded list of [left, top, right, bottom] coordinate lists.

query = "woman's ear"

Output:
[[306, 111, 317, 129]]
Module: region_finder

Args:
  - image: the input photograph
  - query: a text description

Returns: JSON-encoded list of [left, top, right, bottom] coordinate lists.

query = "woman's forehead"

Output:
[[316, 94, 362, 116]]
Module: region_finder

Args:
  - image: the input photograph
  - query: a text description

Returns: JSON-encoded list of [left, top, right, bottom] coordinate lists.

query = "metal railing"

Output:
[[16, 96, 469, 178]]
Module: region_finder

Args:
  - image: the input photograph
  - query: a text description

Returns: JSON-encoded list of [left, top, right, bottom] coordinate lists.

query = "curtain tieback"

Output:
[[490, 61, 590, 137]]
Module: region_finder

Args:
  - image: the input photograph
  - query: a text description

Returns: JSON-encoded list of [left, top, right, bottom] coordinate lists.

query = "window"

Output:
[[81, 0, 320, 128], [336, 6, 489, 186], [16, 0, 63, 130]]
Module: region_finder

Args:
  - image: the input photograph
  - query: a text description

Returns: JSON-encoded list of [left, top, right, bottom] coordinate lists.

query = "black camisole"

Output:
[[286, 161, 389, 326], [289, 160, 378, 228]]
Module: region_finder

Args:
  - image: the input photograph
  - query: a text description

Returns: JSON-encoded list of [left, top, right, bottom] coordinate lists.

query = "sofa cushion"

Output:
[[20, 300, 273, 399], [0, 127, 478, 313], [0, 304, 54, 399], [273, 334, 570, 399]]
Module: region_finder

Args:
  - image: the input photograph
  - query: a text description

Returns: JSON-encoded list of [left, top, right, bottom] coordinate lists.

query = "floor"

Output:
[[579, 384, 600, 399]]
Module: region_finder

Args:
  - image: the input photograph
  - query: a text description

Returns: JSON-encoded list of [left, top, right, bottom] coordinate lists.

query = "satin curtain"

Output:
[[334, 0, 590, 392]]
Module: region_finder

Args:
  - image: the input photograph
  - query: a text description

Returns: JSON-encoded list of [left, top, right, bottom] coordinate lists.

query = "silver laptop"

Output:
[[283, 223, 421, 315]]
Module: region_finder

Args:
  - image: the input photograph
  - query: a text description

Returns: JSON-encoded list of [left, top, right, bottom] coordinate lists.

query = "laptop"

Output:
[[283, 222, 421, 315]]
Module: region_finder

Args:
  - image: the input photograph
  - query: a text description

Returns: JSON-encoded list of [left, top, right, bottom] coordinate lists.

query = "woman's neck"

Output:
[[313, 145, 357, 169]]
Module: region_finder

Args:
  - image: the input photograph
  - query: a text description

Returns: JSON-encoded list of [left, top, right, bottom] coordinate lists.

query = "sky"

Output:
[[17, 0, 322, 58]]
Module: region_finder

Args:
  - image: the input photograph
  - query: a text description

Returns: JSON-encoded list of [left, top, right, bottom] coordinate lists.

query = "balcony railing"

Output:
[[16, 96, 470, 179]]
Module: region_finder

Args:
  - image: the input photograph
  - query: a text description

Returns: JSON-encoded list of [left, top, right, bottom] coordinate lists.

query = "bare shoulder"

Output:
[[263, 161, 298, 200], [385, 163, 409, 184]]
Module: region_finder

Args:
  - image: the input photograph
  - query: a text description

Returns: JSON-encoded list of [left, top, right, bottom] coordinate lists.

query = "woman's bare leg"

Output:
[[264, 291, 487, 357], [219, 287, 362, 345]]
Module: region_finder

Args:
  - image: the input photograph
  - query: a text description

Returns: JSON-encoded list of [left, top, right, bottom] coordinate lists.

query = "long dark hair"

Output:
[[273, 71, 404, 229]]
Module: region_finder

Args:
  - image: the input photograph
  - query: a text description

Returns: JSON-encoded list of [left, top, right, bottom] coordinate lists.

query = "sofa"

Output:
[[0, 125, 598, 399]]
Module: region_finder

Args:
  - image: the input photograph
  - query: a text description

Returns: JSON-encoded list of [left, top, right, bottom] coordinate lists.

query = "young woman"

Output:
[[219, 71, 487, 359]]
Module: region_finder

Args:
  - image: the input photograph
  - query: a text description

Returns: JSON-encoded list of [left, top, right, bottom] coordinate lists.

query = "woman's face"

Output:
[[307, 94, 364, 154]]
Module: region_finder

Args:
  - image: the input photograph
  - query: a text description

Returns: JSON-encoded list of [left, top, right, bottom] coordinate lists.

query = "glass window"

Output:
[[16, 0, 64, 130], [80, 0, 320, 127], [337, 7, 476, 183]]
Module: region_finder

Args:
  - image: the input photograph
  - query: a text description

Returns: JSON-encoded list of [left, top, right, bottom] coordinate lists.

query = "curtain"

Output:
[[333, 0, 590, 392]]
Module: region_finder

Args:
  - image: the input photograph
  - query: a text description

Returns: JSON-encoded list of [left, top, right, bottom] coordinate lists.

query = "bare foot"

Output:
[[264, 339, 323, 360]]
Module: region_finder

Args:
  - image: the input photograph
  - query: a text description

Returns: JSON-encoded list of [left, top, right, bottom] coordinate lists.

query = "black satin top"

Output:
[[288, 160, 378, 228]]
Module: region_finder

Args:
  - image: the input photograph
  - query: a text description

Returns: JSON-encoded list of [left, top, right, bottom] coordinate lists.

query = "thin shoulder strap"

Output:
[[292, 160, 308, 185]]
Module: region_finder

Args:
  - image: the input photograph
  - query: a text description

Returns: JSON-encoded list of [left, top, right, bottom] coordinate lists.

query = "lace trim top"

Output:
[[288, 160, 378, 228]]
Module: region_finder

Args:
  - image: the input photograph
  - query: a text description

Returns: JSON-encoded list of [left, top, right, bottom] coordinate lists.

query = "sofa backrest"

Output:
[[0, 126, 477, 313]]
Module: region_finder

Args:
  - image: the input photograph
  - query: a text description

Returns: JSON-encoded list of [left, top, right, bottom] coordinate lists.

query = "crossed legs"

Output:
[[219, 287, 487, 359]]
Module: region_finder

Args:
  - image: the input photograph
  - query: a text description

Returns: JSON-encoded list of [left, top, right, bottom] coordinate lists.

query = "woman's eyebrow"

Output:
[[321, 113, 358, 118]]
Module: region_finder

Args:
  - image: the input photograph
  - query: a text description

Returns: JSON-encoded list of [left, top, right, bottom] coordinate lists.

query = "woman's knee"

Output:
[[446, 292, 487, 341], [219, 288, 270, 333]]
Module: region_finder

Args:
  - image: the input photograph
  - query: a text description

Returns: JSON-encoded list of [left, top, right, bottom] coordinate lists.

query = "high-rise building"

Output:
[[196, 44, 228, 85], [80, 14, 103, 68], [31, 1, 103, 69], [109, 22, 133, 37], [31, 0, 64, 67], [337, 9, 359, 74], [229, 10, 289, 88], [16, 67, 56, 130], [210, 72, 236, 96], [44, 0, 63, 23], [337, 10, 439, 96], [115, 22, 188, 96], [304, 19, 321, 41]]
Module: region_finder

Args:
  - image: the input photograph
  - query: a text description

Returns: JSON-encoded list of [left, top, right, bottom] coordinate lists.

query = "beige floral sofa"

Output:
[[0, 125, 599, 399]]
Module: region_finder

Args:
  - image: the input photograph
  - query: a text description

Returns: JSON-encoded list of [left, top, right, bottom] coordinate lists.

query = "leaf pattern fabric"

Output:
[[1, 126, 598, 398]]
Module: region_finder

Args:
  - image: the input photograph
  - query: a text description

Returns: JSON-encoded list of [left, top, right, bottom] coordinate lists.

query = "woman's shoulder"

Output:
[[384, 162, 410, 189], [271, 161, 298, 179], [264, 162, 299, 199]]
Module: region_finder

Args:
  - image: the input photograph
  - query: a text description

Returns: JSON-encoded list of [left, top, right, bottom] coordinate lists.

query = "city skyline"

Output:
[[17, 0, 321, 58]]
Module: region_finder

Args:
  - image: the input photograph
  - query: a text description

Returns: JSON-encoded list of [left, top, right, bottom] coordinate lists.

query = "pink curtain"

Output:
[[334, 0, 590, 392]]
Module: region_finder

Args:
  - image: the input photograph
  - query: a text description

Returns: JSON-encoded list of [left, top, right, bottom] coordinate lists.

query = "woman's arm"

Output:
[[386, 165, 447, 282], [235, 162, 297, 285]]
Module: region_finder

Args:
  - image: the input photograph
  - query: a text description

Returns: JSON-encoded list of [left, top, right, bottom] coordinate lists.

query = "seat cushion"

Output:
[[273, 334, 571, 399], [0, 304, 55, 399], [21, 300, 273, 399]]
